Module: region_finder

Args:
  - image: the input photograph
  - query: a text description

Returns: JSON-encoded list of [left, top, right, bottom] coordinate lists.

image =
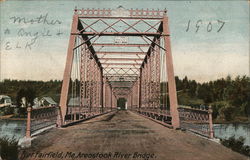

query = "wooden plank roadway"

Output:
[[20, 110, 247, 160]]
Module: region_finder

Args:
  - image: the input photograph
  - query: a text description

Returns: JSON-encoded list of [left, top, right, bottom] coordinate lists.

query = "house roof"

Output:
[[41, 97, 57, 105], [0, 95, 12, 108], [0, 95, 11, 100]]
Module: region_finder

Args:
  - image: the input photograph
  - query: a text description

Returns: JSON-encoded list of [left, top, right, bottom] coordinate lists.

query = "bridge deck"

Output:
[[21, 111, 246, 160]]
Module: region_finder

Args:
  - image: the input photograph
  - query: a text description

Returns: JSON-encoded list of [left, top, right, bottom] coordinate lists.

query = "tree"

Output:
[[175, 76, 183, 91], [188, 80, 197, 97], [221, 106, 235, 121], [197, 83, 213, 103], [16, 87, 36, 115], [182, 76, 189, 91], [0, 137, 18, 160]]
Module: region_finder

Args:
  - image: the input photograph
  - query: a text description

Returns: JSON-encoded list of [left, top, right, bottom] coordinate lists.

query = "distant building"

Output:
[[32, 97, 40, 108], [32, 97, 57, 108], [40, 97, 57, 106], [0, 95, 12, 108]]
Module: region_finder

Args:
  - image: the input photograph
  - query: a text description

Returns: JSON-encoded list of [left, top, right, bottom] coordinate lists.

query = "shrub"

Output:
[[221, 136, 250, 157], [0, 137, 18, 160], [3, 107, 14, 115], [221, 106, 235, 121], [211, 101, 228, 120]]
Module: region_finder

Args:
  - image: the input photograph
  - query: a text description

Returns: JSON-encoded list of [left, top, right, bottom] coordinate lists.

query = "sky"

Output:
[[0, 0, 249, 82]]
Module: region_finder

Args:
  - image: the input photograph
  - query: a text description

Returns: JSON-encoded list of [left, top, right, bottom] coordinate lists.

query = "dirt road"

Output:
[[20, 110, 247, 160]]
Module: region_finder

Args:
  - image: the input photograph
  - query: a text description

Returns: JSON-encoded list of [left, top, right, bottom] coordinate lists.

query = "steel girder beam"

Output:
[[103, 67, 139, 75], [102, 63, 141, 66], [104, 65, 140, 69], [76, 14, 163, 36], [79, 17, 163, 20], [74, 8, 166, 18], [140, 23, 162, 69], [72, 32, 163, 37], [162, 15, 180, 128], [104, 67, 140, 70], [59, 14, 78, 125], [106, 76, 138, 82], [93, 43, 150, 47], [138, 68, 142, 108], [99, 58, 144, 61], [73, 35, 97, 50], [104, 74, 138, 77], [77, 19, 102, 69], [100, 68, 104, 110], [96, 52, 146, 55]]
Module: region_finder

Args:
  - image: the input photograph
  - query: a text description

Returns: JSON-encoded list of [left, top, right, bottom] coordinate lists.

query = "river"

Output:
[[0, 120, 26, 140], [213, 123, 250, 146], [0, 120, 249, 146]]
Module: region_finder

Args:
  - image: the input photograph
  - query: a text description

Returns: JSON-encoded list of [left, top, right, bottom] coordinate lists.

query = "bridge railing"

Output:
[[130, 105, 214, 138], [178, 106, 214, 138], [130, 106, 173, 128], [26, 105, 116, 137], [26, 106, 58, 138], [64, 106, 114, 125]]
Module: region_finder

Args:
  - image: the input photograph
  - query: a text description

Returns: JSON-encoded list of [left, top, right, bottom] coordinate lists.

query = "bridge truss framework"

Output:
[[58, 7, 181, 129]]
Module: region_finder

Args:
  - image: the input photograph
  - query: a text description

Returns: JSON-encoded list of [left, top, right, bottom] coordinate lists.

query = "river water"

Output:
[[0, 120, 249, 146], [213, 123, 250, 146], [0, 120, 26, 140]]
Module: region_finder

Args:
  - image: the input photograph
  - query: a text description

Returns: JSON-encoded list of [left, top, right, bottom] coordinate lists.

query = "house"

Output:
[[0, 95, 13, 115], [32, 97, 40, 108], [40, 97, 57, 107], [32, 97, 57, 108], [0, 95, 12, 108]]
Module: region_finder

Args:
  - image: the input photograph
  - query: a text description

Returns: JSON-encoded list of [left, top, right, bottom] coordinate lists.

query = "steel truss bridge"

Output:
[[25, 7, 214, 139]]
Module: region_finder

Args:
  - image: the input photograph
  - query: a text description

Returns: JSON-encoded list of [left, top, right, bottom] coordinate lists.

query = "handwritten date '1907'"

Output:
[[186, 20, 226, 33]]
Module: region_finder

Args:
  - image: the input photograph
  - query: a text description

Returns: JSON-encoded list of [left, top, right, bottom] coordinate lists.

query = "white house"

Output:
[[40, 97, 57, 106], [32, 97, 57, 109], [0, 95, 12, 108]]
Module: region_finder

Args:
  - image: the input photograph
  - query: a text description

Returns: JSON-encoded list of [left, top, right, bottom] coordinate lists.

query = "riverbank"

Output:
[[221, 136, 250, 156], [0, 114, 26, 121], [213, 116, 249, 124]]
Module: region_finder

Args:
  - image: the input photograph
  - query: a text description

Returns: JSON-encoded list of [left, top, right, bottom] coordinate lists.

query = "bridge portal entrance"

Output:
[[117, 98, 127, 110]]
